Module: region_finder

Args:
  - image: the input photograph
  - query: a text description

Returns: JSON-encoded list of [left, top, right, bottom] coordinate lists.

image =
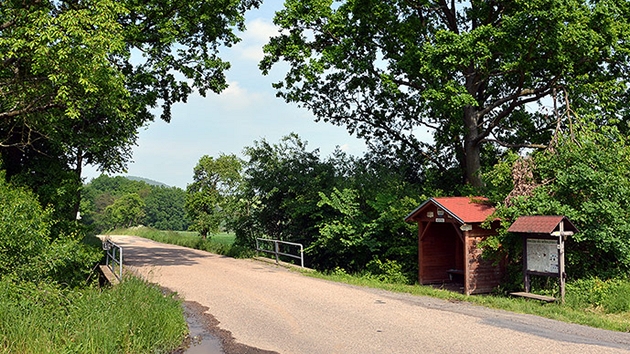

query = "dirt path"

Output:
[[110, 235, 630, 354]]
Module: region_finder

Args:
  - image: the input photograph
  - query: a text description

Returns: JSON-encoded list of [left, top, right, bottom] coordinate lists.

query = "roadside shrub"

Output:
[[365, 258, 410, 284], [565, 277, 630, 314], [485, 123, 630, 280], [0, 177, 52, 280], [0, 175, 101, 286]]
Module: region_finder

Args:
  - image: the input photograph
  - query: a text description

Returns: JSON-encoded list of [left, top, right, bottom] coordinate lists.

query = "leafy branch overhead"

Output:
[[0, 0, 261, 175], [261, 0, 630, 187]]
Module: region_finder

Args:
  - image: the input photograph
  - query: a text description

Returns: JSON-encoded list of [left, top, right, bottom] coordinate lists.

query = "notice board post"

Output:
[[508, 216, 578, 303]]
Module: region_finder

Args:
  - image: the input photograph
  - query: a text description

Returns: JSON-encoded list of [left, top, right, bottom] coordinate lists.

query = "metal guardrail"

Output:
[[256, 238, 304, 268], [102, 239, 123, 281]]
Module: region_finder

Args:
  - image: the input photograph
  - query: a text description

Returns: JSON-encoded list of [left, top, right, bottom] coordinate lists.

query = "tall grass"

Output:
[[107, 226, 254, 258], [0, 276, 187, 354]]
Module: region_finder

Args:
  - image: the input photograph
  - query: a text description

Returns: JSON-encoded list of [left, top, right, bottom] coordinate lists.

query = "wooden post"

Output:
[[523, 235, 530, 293], [558, 221, 566, 304]]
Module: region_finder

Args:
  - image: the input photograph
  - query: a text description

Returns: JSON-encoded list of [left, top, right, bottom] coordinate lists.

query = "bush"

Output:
[[365, 258, 410, 284], [485, 122, 630, 279], [0, 175, 101, 285], [0, 177, 52, 280], [565, 277, 630, 314]]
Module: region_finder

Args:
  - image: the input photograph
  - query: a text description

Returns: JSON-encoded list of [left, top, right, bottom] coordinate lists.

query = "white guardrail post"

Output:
[[102, 239, 123, 281], [256, 238, 304, 268]]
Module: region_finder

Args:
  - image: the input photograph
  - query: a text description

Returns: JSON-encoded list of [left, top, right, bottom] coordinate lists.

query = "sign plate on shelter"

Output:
[[526, 239, 558, 273]]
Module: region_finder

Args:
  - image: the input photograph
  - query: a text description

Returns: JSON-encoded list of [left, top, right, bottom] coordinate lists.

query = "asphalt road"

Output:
[[109, 235, 630, 354]]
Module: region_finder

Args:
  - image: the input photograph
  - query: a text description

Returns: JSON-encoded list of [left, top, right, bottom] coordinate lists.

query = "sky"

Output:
[[82, 2, 367, 189]]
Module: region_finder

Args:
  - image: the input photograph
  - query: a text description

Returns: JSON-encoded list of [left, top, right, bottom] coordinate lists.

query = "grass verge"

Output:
[[0, 276, 187, 354]]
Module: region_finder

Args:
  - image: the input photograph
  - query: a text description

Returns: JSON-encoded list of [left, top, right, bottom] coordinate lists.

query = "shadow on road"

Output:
[[123, 245, 222, 267]]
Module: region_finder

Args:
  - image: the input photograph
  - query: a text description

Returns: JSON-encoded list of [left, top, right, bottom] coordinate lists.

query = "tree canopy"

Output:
[[0, 0, 260, 232], [186, 154, 243, 239], [261, 0, 630, 187], [81, 175, 189, 232]]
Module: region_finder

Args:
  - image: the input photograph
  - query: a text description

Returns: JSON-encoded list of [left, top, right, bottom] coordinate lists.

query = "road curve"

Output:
[[109, 235, 630, 354]]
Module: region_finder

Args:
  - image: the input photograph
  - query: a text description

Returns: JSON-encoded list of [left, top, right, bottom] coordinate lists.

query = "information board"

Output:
[[526, 239, 558, 274]]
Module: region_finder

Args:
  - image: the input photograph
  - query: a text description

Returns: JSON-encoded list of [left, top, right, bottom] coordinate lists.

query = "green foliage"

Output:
[[0, 176, 51, 280], [230, 134, 425, 274], [144, 186, 189, 231], [81, 175, 189, 232], [105, 193, 146, 229], [235, 134, 337, 246], [186, 154, 243, 239], [485, 120, 630, 280], [0, 173, 101, 286], [566, 278, 630, 314], [364, 258, 409, 284], [262, 0, 630, 187], [1, 0, 262, 175], [0, 276, 187, 353]]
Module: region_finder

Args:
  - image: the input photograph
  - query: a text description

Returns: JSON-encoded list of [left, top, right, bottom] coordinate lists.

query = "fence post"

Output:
[[119, 246, 123, 280], [274, 240, 280, 264]]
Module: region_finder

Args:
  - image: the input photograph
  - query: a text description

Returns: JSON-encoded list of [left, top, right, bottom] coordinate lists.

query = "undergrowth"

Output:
[[0, 276, 186, 354]]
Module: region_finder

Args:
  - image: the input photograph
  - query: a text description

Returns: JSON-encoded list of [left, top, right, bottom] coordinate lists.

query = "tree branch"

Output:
[[480, 138, 547, 149], [0, 102, 60, 119]]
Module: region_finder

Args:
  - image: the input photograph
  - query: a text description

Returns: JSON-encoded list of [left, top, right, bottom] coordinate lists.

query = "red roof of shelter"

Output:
[[508, 215, 578, 234], [405, 197, 495, 224]]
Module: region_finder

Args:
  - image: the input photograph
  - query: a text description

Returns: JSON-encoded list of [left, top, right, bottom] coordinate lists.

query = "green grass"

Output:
[[107, 227, 630, 333], [0, 276, 187, 354]]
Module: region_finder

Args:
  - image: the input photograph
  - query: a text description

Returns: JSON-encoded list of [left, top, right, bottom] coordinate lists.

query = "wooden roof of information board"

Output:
[[507, 215, 579, 234], [405, 197, 495, 224]]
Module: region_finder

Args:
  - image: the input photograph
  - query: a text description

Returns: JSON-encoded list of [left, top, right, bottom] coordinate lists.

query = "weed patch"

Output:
[[0, 276, 186, 354]]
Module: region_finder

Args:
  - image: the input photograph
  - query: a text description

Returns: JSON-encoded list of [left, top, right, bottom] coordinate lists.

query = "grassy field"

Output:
[[0, 276, 187, 354], [108, 227, 630, 333]]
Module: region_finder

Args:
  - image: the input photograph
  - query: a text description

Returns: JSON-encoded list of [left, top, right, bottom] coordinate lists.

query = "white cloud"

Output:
[[214, 80, 265, 110], [235, 18, 279, 62]]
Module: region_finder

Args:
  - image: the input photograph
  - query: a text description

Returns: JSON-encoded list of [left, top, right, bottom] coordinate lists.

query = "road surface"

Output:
[[109, 235, 630, 354]]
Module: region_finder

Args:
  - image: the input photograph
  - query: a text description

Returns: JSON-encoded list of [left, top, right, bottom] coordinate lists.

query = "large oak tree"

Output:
[[261, 0, 630, 187]]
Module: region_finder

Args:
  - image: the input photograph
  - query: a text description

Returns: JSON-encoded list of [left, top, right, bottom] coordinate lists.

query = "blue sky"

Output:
[[83, 2, 367, 189]]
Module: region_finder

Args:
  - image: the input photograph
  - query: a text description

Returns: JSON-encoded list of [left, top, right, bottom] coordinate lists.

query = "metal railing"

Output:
[[256, 238, 304, 268], [102, 239, 123, 281]]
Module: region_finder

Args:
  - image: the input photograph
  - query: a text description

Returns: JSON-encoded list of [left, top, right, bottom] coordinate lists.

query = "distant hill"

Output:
[[125, 176, 170, 187]]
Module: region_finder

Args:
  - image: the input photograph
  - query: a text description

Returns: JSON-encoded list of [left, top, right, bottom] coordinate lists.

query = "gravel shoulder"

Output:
[[110, 235, 630, 354]]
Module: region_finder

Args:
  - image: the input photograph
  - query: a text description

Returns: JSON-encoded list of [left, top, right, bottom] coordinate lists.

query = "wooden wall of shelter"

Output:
[[405, 197, 504, 295]]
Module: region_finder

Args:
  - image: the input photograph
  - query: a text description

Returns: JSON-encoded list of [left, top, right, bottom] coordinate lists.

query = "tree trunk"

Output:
[[463, 106, 484, 188]]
